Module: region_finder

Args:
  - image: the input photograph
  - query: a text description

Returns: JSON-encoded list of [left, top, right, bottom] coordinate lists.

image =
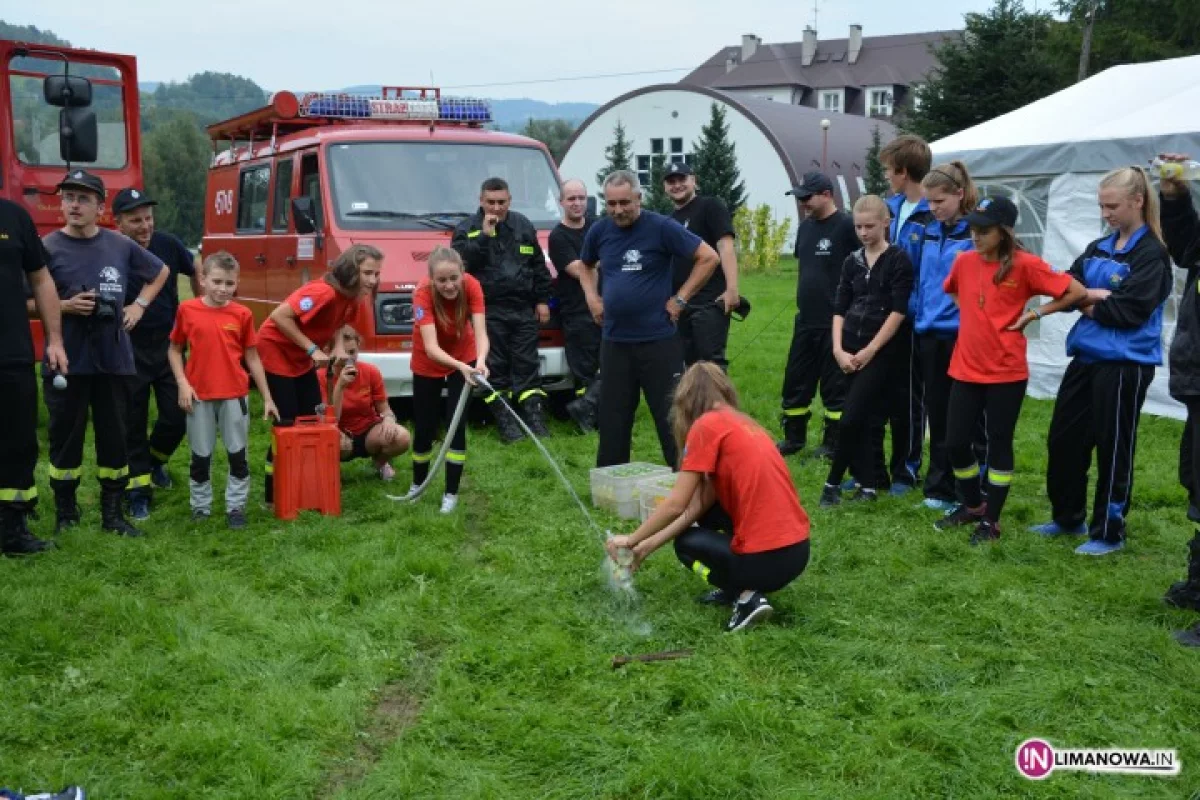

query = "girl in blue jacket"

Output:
[[915, 161, 983, 513], [1033, 166, 1173, 555]]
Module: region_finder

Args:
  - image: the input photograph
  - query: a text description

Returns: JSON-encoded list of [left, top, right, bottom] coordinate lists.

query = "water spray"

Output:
[[385, 375, 473, 504]]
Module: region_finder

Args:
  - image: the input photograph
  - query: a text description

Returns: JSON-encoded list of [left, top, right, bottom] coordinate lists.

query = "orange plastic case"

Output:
[[272, 414, 342, 520]]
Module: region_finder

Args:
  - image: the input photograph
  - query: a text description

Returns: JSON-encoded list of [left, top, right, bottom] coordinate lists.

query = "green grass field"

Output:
[[3, 264, 1199, 799]]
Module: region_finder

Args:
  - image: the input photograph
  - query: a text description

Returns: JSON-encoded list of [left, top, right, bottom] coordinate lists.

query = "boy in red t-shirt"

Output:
[[318, 328, 410, 480], [606, 363, 810, 633], [168, 252, 279, 528], [935, 197, 1085, 542]]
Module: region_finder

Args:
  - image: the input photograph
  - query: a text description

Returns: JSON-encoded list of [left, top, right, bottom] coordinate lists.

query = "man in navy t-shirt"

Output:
[[577, 170, 718, 467]]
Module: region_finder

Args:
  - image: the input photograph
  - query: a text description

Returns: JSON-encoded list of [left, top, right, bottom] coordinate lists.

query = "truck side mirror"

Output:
[[44, 75, 93, 108], [292, 196, 317, 235], [59, 107, 98, 163]]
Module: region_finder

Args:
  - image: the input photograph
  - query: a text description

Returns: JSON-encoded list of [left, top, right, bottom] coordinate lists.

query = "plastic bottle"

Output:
[[1150, 158, 1200, 181]]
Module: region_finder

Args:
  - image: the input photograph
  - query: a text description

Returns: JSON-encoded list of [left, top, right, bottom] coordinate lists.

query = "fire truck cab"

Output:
[[203, 88, 569, 398]]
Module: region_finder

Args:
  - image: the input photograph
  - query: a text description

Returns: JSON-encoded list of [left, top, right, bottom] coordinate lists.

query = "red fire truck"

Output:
[[202, 88, 570, 398], [2, 38, 143, 353]]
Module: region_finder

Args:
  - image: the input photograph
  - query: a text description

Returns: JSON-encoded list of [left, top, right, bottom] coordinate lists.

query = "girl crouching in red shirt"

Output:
[[935, 196, 1085, 543], [606, 362, 811, 632]]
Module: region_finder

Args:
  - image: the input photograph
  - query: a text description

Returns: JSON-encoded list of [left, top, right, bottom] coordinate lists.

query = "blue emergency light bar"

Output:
[[298, 91, 492, 124]]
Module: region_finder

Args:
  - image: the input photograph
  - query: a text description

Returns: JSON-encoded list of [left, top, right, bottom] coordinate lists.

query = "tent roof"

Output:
[[933, 55, 1200, 176]]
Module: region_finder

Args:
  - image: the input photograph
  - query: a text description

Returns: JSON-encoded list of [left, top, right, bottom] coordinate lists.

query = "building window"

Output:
[[868, 86, 894, 118], [819, 90, 843, 113], [650, 138, 664, 155], [670, 138, 683, 156]]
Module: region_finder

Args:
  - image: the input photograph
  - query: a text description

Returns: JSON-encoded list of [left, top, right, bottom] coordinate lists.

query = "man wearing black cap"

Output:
[[1, 199, 67, 555], [664, 162, 740, 369], [112, 187, 199, 519], [777, 171, 860, 458], [40, 170, 170, 537]]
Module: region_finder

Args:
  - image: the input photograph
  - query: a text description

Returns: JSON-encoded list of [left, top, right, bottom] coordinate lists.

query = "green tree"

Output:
[[1049, 0, 1199, 82], [0, 21, 70, 46], [144, 72, 268, 128], [864, 126, 889, 197], [519, 118, 576, 164], [900, 0, 1066, 141], [595, 119, 633, 188], [142, 111, 211, 245], [691, 103, 746, 215], [642, 155, 674, 214]]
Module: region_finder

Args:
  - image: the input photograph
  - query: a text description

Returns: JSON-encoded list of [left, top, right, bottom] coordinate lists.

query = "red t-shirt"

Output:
[[944, 250, 1072, 384], [410, 274, 486, 379], [257, 280, 363, 377], [318, 361, 386, 436], [680, 407, 810, 554], [169, 298, 257, 401]]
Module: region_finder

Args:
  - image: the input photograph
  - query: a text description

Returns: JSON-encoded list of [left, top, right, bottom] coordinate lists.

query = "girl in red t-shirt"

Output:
[[255, 244, 381, 504], [606, 363, 811, 633], [935, 196, 1085, 543], [409, 247, 489, 514]]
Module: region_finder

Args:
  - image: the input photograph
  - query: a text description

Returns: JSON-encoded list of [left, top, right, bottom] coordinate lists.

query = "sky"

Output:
[[22, 0, 1004, 104]]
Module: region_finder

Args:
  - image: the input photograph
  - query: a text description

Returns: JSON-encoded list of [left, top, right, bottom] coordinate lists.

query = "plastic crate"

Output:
[[590, 462, 672, 520], [272, 414, 342, 520], [638, 473, 679, 522]]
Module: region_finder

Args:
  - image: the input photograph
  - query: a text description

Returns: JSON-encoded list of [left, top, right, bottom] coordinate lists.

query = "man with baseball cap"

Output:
[[41, 170, 170, 538], [111, 187, 199, 519], [663, 161, 741, 370], [777, 171, 860, 459]]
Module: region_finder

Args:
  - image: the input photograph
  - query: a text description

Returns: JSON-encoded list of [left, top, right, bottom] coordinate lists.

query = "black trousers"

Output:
[[44, 373, 129, 492], [1182, 404, 1197, 509], [1046, 359, 1153, 543], [679, 300, 731, 370], [411, 371, 468, 495], [946, 380, 1026, 523], [920, 334, 989, 502], [486, 303, 542, 401], [883, 325, 925, 486], [560, 309, 601, 390], [674, 524, 810, 595], [781, 320, 845, 421], [264, 369, 323, 504], [125, 330, 187, 494], [826, 340, 905, 489], [596, 336, 683, 468], [0, 366, 39, 511]]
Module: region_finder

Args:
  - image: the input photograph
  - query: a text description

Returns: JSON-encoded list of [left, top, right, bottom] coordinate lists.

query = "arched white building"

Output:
[[558, 83, 895, 248]]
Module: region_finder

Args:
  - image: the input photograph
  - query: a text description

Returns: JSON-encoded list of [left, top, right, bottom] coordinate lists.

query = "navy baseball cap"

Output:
[[786, 171, 833, 199], [966, 196, 1018, 229], [57, 169, 106, 199], [112, 187, 157, 214], [664, 162, 693, 179]]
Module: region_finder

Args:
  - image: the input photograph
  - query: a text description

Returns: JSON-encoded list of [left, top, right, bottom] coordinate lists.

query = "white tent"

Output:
[[933, 54, 1200, 420]]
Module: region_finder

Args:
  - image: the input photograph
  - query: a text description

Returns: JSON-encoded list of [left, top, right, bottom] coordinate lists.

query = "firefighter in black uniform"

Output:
[[3, 199, 67, 555], [41, 171, 170, 537], [452, 177, 552, 442], [112, 187, 198, 519]]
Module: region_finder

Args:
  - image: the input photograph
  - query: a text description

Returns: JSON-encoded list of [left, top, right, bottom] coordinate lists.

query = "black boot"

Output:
[[0, 504, 53, 556], [1165, 529, 1200, 612], [566, 380, 601, 434], [101, 487, 144, 537], [813, 419, 839, 460], [521, 394, 552, 438], [776, 414, 808, 457], [53, 483, 80, 534], [490, 399, 525, 444]]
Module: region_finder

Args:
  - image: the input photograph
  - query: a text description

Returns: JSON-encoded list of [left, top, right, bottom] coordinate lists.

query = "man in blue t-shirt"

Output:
[[577, 170, 718, 467]]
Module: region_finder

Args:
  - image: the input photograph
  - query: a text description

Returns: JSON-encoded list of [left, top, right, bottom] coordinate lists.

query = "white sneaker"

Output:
[[439, 493, 459, 514], [376, 462, 396, 482]]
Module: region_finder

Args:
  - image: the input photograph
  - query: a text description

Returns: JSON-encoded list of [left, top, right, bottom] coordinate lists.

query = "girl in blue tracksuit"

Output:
[[914, 161, 982, 512], [1033, 166, 1173, 556]]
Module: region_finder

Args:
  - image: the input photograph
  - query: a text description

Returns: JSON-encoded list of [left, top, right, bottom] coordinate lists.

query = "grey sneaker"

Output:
[[227, 508, 247, 529]]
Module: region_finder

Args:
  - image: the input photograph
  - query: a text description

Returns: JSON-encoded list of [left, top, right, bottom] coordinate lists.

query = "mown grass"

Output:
[[2, 263, 1199, 798]]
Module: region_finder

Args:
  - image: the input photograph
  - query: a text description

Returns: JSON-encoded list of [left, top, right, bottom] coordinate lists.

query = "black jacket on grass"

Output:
[[1164, 192, 1200, 400], [833, 244, 914, 353]]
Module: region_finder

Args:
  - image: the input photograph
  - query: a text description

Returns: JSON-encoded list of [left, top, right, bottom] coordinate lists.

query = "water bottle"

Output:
[[606, 530, 635, 592], [1150, 158, 1200, 181]]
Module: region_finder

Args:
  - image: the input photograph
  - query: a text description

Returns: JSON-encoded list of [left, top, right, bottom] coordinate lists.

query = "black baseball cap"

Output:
[[786, 171, 833, 199], [664, 161, 693, 179], [966, 196, 1018, 229], [57, 169, 105, 199], [112, 187, 157, 214]]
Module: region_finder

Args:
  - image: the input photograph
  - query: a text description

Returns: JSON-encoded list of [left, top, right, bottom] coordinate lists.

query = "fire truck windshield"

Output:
[[327, 141, 562, 230], [8, 55, 129, 169]]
